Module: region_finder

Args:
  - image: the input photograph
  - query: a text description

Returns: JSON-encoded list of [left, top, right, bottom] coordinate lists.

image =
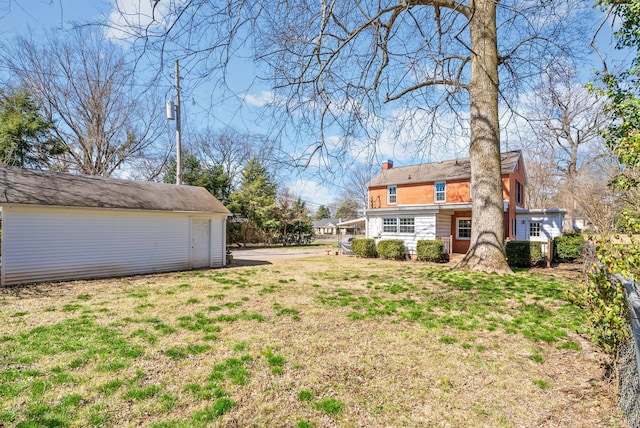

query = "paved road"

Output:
[[228, 247, 330, 266]]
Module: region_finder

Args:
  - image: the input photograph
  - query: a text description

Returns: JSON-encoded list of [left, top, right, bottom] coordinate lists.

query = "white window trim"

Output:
[[387, 186, 397, 205], [456, 217, 472, 240], [399, 217, 415, 234], [435, 181, 446, 203], [383, 217, 398, 233], [382, 217, 415, 234], [529, 221, 542, 238]]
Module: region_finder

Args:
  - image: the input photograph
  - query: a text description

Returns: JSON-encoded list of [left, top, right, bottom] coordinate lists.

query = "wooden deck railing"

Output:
[[438, 235, 453, 255]]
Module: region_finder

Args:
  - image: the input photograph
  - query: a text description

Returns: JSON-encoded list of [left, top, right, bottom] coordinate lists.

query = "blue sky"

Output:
[[0, 0, 627, 209]]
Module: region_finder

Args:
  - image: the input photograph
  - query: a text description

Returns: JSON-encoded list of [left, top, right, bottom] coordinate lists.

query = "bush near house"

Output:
[[505, 241, 543, 267], [376, 240, 405, 260], [555, 233, 585, 261], [417, 240, 444, 263], [350, 238, 377, 258]]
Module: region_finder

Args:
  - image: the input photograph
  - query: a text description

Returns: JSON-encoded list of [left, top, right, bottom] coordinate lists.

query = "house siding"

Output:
[[515, 213, 564, 242], [436, 213, 452, 238], [374, 214, 436, 254], [1, 206, 226, 286], [502, 158, 526, 239]]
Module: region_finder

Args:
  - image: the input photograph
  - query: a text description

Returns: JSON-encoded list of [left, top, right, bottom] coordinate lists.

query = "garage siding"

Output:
[[210, 218, 226, 266], [2, 206, 193, 286]]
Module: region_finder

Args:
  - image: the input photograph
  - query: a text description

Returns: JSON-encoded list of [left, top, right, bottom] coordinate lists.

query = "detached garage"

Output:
[[0, 167, 231, 286]]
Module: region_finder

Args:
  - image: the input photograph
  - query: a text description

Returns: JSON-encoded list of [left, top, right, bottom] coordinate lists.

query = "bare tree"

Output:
[[525, 159, 559, 210], [523, 65, 610, 230], [343, 161, 376, 211], [191, 127, 281, 186], [1, 26, 168, 177], [111, 0, 592, 272]]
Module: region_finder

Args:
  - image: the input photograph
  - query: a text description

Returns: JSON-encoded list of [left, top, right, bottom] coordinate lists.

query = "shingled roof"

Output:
[[366, 150, 522, 187], [0, 166, 231, 214]]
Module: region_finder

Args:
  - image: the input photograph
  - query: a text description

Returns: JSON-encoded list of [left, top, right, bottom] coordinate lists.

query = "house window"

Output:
[[399, 218, 415, 233], [388, 186, 397, 204], [435, 182, 446, 203], [383, 217, 415, 234], [456, 218, 472, 240], [516, 181, 524, 205], [529, 222, 541, 238], [383, 218, 397, 233]]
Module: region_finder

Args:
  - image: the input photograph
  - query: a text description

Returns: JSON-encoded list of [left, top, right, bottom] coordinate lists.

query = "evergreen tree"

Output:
[[0, 87, 65, 168], [163, 151, 232, 204], [315, 205, 331, 220], [228, 158, 278, 244]]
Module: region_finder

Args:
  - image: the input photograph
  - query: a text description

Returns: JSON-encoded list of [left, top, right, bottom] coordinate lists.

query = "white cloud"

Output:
[[105, 0, 178, 41], [243, 90, 278, 107]]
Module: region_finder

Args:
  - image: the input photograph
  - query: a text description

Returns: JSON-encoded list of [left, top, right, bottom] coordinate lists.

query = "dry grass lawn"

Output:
[[0, 256, 627, 427]]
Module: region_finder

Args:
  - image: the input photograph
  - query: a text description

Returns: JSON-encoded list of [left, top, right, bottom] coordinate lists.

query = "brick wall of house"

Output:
[[368, 179, 471, 208], [451, 210, 472, 254]]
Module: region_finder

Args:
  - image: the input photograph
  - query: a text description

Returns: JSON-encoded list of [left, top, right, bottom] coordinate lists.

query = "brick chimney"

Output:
[[382, 160, 394, 171]]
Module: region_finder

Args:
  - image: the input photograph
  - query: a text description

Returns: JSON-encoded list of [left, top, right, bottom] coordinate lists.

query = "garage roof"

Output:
[[0, 166, 231, 214]]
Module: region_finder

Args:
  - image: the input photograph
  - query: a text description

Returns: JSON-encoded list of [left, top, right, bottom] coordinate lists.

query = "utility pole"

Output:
[[175, 60, 182, 185]]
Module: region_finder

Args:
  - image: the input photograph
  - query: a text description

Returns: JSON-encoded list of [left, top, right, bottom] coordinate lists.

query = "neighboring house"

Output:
[[314, 218, 363, 236], [364, 150, 563, 255], [0, 167, 231, 286], [312, 218, 341, 235]]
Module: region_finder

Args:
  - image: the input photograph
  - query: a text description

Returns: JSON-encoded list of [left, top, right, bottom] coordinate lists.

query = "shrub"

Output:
[[376, 240, 405, 260], [554, 233, 584, 261], [416, 240, 444, 262], [350, 238, 377, 258], [505, 241, 543, 267]]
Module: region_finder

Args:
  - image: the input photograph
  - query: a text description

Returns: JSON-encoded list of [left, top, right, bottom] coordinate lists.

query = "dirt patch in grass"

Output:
[[0, 257, 626, 427]]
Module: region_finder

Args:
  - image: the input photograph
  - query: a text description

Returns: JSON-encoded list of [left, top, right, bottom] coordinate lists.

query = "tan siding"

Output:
[[436, 213, 452, 238]]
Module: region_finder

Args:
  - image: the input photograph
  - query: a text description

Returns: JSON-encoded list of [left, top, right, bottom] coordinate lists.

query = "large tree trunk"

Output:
[[456, 0, 512, 274]]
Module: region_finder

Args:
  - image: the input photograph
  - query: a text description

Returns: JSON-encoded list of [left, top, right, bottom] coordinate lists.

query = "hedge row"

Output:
[[554, 233, 584, 261], [350, 238, 377, 258], [505, 241, 543, 267], [350, 238, 445, 263], [377, 240, 406, 260], [352, 234, 585, 267], [417, 240, 444, 262]]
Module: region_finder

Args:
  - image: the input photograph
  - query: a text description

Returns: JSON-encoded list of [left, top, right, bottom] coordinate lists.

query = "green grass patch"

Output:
[[533, 379, 551, 389], [312, 397, 344, 415], [316, 267, 585, 343], [191, 398, 236, 423], [122, 384, 161, 401], [262, 348, 287, 375], [298, 389, 314, 402], [210, 357, 252, 385]]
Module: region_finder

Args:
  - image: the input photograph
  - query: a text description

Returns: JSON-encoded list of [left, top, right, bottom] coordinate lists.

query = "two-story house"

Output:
[[364, 150, 529, 254]]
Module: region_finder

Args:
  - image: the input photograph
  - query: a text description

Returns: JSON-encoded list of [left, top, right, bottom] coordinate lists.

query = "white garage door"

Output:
[[191, 219, 211, 268]]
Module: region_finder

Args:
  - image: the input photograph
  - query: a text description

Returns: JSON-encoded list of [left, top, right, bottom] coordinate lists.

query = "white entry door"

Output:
[[191, 219, 210, 268]]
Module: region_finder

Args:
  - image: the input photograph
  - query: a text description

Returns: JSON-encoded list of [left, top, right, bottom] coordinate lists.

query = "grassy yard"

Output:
[[0, 256, 626, 427]]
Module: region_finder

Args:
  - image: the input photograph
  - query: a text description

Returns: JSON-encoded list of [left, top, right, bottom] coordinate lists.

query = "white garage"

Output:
[[0, 167, 231, 286]]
